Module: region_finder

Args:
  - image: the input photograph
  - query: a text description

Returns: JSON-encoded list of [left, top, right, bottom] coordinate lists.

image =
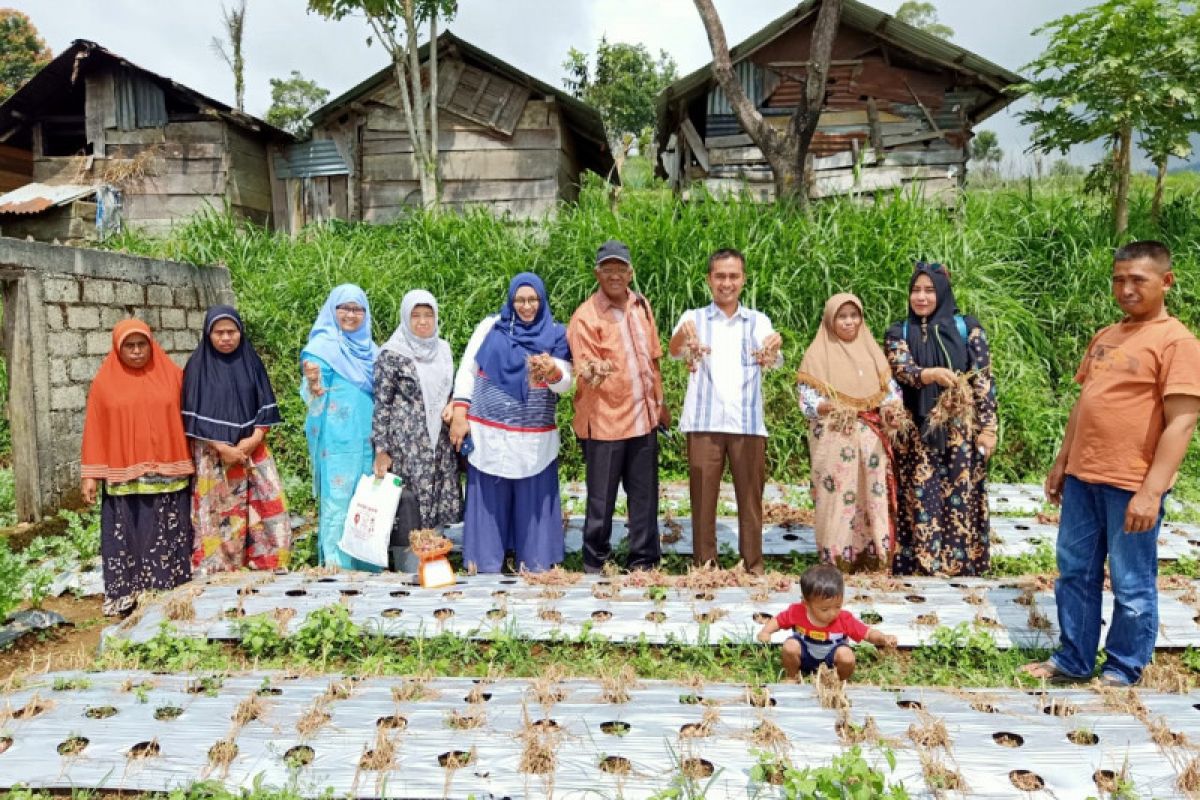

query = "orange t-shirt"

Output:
[[1066, 316, 1200, 491]]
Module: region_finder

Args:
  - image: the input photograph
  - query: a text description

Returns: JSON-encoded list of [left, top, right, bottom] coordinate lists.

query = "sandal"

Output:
[[1021, 660, 1087, 685], [1097, 672, 1134, 688]]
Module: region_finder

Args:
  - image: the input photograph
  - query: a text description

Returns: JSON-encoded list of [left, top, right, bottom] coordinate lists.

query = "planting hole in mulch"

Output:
[[861, 611, 883, 624], [752, 612, 773, 623], [1042, 699, 1076, 717], [486, 608, 507, 620], [317, 577, 338, 583], [646, 611, 667, 623], [257, 686, 283, 696], [694, 591, 715, 601], [993, 732, 1024, 747], [223, 607, 245, 619], [679, 694, 703, 705], [285, 745, 315, 768], [0, 736, 11, 754], [1067, 729, 1099, 745], [905, 594, 926, 603], [896, 699, 923, 710], [377, 715, 407, 730], [237, 586, 257, 596], [682, 758, 714, 779], [434, 608, 454, 621], [154, 706, 184, 721], [915, 613, 939, 626], [500, 579, 517, 585], [539, 609, 563, 623], [599, 755, 631, 774], [592, 610, 612, 622], [443, 591, 464, 600], [381, 608, 403, 618], [1093, 770, 1119, 792], [680, 722, 710, 737], [208, 739, 238, 766], [389, 590, 409, 598], [601, 721, 630, 735], [972, 703, 998, 713], [84, 705, 118, 719], [15, 702, 47, 719], [1009, 769, 1045, 791], [128, 740, 160, 759], [57, 736, 88, 756], [464, 691, 492, 703], [492, 590, 508, 598], [532, 718, 558, 730], [781, 532, 800, 541], [339, 589, 360, 597], [438, 750, 474, 768], [285, 589, 307, 597]]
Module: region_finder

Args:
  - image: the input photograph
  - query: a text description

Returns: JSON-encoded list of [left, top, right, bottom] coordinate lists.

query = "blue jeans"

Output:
[[1050, 476, 1162, 684]]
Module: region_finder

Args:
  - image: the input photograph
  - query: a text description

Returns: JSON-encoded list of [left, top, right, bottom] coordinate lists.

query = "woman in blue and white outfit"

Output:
[[301, 284, 381, 571], [448, 273, 572, 573]]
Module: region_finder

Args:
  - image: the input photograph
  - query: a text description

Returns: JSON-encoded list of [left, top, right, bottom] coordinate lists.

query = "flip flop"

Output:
[[1021, 660, 1088, 685]]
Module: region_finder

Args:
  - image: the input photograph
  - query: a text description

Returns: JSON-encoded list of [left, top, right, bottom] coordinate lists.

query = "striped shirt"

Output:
[[673, 304, 779, 437], [453, 315, 572, 480]]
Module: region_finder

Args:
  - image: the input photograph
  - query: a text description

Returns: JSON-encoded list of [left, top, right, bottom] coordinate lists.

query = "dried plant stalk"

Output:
[[813, 664, 849, 711], [926, 371, 979, 438]]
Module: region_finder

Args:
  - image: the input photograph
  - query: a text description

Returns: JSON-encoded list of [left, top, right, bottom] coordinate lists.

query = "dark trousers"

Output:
[[687, 432, 765, 574], [581, 432, 660, 572]]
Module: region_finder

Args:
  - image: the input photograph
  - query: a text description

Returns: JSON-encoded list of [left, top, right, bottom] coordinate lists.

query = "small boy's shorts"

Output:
[[794, 634, 851, 675]]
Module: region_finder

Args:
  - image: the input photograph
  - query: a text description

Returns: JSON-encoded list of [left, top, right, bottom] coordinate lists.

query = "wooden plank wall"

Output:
[[354, 94, 567, 222], [0, 144, 33, 193], [671, 32, 987, 205]]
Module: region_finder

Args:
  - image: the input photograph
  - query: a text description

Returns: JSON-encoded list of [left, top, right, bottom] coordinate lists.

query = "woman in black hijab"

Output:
[[183, 306, 291, 575], [884, 263, 997, 576]]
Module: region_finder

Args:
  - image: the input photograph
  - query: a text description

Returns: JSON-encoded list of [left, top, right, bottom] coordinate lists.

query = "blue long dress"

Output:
[[303, 355, 378, 571]]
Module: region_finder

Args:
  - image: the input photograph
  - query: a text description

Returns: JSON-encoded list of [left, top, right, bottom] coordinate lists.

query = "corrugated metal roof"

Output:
[[0, 183, 95, 215], [273, 139, 349, 179]]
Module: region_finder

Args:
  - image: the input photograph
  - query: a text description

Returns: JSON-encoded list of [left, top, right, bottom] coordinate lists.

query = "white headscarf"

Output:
[[382, 290, 454, 449]]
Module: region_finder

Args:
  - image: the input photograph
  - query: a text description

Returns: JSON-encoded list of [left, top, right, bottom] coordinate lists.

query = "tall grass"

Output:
[[104, 175, 1200, 506]]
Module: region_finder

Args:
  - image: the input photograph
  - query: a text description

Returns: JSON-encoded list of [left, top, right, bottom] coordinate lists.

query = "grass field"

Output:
[[102, 171, 1200, 512]]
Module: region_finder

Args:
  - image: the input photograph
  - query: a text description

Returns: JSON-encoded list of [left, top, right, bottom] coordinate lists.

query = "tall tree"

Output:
[[969, 129, 1003, 176], [1017, 0, 1200, 235], [0, 10, 52, 101], [213, 0, 248, 112], [894, 1, 954, 40], [563, 38, 677, 168], [265, 71, 329, 137], [309, 0, 458, 209], [692, 0, 843, 205]]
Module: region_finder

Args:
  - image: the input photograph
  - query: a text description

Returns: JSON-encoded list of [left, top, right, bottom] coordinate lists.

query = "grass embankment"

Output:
[[105, 176, 1200, 511]]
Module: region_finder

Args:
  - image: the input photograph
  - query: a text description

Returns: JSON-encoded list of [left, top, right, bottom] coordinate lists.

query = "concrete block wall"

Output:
[[0, 237, 235, 521]]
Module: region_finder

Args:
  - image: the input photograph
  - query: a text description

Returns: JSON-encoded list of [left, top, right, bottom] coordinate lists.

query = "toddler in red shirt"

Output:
[[756, 564, 896, 680]]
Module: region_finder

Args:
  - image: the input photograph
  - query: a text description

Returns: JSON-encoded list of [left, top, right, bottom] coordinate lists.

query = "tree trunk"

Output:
[[429, 13, 440, 206], [1151, 154, 1167, 223], [1113, 123, 1132, 236], [783, 0, 842, 202], [403, 0, 437, 209], [693, 0, 842, 205]]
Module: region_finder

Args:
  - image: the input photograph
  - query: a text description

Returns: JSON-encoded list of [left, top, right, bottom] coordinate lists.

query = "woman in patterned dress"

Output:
[[797, 293, 904, 572], [371, 290, 463, 572], [885, 262, 998, 576], [81, 319, 194, 616], [301, 284, 380, 571], [183, 306, 290, 575]]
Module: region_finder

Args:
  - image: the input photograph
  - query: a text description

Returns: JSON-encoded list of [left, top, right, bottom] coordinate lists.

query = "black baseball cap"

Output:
[[595, 239, 632, 266]]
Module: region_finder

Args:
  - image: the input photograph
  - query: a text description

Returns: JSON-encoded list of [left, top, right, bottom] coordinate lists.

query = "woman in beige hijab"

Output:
[[797, 294, 907, 572]]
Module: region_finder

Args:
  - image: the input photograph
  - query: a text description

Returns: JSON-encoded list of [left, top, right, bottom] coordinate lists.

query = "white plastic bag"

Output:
[[338, 473, 403, 567]]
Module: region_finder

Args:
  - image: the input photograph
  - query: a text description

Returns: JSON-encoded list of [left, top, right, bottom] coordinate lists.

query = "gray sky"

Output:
[[9, 0, 1191, 172]]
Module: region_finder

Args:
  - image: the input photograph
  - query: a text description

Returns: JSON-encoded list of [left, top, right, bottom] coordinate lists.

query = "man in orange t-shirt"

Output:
[[1024, 241, 1200, 687]]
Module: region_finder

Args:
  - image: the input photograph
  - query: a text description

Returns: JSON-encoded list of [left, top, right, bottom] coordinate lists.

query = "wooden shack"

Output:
[[299, 30, 613, 227], [656, 0, 1022, 202], [0, 40, 292, 238]]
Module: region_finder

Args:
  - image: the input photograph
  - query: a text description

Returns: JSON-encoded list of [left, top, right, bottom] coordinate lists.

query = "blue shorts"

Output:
[[793, 634, 852, 675]]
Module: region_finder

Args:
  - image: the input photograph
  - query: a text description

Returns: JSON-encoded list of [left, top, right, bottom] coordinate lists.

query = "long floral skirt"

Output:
[[191, 440, 291, 575], [809, 412, 895, 572], [101, 488, 192, 616]]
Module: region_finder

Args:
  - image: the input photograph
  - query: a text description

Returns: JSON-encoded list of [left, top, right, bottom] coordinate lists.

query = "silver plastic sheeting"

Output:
[[0, 672, 1194, 799], [105, 573, 1200, 651]]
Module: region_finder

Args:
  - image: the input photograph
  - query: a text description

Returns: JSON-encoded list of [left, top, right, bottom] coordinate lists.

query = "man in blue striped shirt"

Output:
[[668, 248, 782, 574]]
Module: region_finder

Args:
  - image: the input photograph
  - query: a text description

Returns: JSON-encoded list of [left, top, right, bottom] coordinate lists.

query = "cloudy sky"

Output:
[[8, 0, 1189, 172]]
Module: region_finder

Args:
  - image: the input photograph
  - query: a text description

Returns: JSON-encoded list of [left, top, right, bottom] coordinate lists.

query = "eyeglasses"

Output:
[[513, 297, 541, 307], [596, 266, 631, 277], [336, 305, 366, 316]]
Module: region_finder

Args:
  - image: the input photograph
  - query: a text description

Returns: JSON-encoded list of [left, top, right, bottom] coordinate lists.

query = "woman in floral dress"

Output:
[[797, 293, 904, 571], [184, 306, 290, 575], [884, 262, 998, 576], [371, 290, 463, 571]]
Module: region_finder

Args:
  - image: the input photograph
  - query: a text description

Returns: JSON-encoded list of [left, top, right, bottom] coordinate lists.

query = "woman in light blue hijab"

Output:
[[301, 284, 381, 570]]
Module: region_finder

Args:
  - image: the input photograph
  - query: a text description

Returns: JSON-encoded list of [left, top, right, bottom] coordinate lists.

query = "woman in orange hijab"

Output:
[[81, 320, 194, 616]]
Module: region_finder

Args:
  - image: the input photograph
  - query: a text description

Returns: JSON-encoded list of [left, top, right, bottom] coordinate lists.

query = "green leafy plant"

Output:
[[751, 745, 909, 799], [235, 613, 288, 660], [291, 604, 362, 662]]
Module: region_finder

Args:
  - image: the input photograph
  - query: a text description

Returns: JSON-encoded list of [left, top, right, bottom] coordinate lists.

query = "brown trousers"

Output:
[[687, 432, 765, 574]]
